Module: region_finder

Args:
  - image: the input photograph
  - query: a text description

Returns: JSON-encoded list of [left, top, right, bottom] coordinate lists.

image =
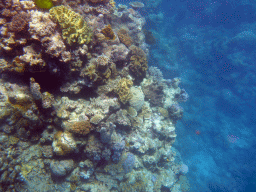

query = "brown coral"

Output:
[[117, 28, 133, 47], [63, 120, 92, 136], [101, 24, 116, 40], [129, 45, 148, 79], [115, 78, 133, 104], [8, 12, 30, 32]]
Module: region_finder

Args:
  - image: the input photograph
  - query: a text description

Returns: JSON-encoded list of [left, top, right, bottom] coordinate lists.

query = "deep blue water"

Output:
[[118, 0, 256, 191]]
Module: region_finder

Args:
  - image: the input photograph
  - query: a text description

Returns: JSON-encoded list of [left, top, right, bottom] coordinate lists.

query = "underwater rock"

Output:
[[29, 10, 71, 62], [52, 131, 77, 156], [50, 160, 74, 177], [84, 134, 104, 162]]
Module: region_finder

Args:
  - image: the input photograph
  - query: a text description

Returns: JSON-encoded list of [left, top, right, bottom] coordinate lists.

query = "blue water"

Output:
[[118, 0, 256, 191]]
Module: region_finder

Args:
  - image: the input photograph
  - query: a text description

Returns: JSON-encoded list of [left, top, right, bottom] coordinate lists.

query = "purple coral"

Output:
[[111, 140, 125, 163], [122, 153, 135, 173]]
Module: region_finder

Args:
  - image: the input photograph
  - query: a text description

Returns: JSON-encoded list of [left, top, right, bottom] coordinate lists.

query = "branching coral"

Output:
[[49, 5, 93, 45], [129, 45, 148, 79]]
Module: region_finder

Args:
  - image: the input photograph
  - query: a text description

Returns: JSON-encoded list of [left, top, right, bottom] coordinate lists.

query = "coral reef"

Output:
[[0, 1, 189, 191], [49, 5, 93, 45]]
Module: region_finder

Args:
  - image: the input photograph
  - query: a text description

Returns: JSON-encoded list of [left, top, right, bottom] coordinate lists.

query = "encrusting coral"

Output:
[[49, 5, 93, 45], [117, 28, 133, 47]]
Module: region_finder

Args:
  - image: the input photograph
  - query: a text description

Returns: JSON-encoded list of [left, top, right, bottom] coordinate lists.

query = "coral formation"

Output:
[[49, 5, 93, 45], [29, 10, 71, 62], [101, 24, 116, 40], [8, 12, 30, 32], [143, 82, 164, 107], [0, 1, 189, 191], [129, 86, 145, 111], [117, 28, 133, 48], [115, 78, 133, 104], [52, 131, 77, 156], [63, 120, 92, 135], [129, 45, 148, 79]]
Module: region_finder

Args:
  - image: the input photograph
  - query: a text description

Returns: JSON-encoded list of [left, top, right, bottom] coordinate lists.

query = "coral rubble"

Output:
[[0, 1, 189, 191]]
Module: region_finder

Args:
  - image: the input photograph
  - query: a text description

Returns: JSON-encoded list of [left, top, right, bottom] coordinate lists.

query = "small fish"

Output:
[[195, 130, 201, 135]]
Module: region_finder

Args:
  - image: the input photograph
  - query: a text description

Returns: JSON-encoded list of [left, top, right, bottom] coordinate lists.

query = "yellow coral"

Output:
[[115, 78, 133, 104], [49, 5, 93, 45]]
